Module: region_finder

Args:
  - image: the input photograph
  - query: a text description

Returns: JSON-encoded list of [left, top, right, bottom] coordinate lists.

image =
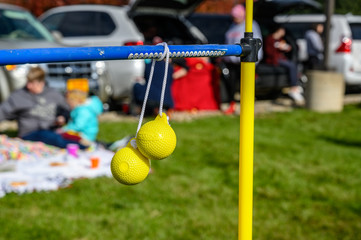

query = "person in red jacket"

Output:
[[171, 57, 219, 111], [264, 25, 305, 106]]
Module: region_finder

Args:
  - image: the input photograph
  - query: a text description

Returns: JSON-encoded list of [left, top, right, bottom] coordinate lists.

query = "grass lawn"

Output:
[[1, 105, 361, 240]]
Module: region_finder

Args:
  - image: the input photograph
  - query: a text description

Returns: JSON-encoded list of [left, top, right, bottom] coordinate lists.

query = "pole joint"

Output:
[[240, 32, 262, 62]]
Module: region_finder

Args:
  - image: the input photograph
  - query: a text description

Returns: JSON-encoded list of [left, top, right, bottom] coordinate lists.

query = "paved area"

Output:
[[1, 94, 361, 131]]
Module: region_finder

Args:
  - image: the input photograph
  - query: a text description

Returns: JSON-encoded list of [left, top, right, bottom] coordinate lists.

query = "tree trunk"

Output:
[[323, 0, 335, 70]]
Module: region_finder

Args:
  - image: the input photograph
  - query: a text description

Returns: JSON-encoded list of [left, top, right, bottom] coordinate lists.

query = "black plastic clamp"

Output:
[[240, 32, 262, 62]]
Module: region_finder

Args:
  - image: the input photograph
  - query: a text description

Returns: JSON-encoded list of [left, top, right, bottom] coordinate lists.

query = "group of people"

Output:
[[0, 60, 219, 150], [0, 4, 325, 148], [134, 4, 325, 114], [0, 66, 103, 150], [224, 4, 324, 106], [1, 55, 220, 150]]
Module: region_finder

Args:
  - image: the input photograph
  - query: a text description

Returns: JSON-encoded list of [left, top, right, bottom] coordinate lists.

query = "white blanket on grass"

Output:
[[0, 148, 114, 198]]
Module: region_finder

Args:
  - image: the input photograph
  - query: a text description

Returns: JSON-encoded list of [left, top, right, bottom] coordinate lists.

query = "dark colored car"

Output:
[[129, 0, 207, 45]]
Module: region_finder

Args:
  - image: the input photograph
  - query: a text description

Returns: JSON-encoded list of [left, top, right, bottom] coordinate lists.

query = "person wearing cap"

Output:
[[0, 66, 70, 141], [59, 79, 103, 147], [223, 4, 263, 113]]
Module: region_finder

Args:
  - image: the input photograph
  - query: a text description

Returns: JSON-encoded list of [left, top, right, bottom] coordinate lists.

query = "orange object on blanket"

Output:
[[171, 58, 219, 111], [10, 181, 27, 187], [90, 157, 100, 168]]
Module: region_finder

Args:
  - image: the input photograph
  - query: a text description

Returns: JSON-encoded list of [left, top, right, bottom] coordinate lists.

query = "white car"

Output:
[[38, 4, 145, 107], [39, 0, 207, 109], [0, 4, 62, 101], [0, 3, 115, 105], [275, 14, 361, 86]]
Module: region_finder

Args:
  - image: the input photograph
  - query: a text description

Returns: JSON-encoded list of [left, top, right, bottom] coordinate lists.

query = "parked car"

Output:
[[39, 4, 146, 108], [0, 3, 55, 102], [0, 3, 108, 104], [274, 14, 361, 88], [39, 0, 207, 109]]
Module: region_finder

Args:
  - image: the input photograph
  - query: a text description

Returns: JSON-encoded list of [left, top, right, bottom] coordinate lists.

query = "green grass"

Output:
[[1, 105, 361, 240]]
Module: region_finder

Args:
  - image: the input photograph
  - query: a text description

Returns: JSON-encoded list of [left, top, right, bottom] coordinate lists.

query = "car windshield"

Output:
[[0, 9, 54, 41]]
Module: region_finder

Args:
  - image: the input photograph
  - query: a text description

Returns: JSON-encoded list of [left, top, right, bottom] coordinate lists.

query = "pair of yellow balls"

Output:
[[111, 113, 176, 185]]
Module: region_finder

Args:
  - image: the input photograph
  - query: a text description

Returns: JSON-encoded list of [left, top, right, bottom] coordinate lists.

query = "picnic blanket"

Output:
[[0, 135, 114, 198]]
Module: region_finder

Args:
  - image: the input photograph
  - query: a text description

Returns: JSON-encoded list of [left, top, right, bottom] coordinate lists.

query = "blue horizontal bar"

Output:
[[0, 44, 242, 66]]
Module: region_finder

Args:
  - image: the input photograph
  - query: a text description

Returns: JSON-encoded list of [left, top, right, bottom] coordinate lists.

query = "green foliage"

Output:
[[316, 0, 361, 15], [1, 105, 361, 240]]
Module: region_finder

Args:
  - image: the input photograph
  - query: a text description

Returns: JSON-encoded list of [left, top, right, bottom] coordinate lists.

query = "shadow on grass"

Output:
[[320, 135, 361, 148], [354, 103, 361, 110]]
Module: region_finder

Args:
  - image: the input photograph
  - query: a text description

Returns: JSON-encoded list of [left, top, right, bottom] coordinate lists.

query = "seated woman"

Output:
[[264, 25, 305, 106]]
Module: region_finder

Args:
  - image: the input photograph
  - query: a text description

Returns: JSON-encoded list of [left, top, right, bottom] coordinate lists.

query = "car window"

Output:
[[0, 9, 53, 41], [350, 23, 361, 40], [42, 11, 116, 37]]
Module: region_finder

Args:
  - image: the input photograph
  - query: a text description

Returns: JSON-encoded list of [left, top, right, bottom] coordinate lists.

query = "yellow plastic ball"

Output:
[[136, 112, 176, 160], [111, 138, 150, 185]]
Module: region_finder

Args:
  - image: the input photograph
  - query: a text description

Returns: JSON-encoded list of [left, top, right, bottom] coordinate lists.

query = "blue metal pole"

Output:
[[0, 44, 242, 65]]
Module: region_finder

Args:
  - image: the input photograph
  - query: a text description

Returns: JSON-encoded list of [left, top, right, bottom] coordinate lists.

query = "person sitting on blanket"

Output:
[[57, 79, 103, 148], [59, 79, 133, 151], [0, 66, 70, 143]]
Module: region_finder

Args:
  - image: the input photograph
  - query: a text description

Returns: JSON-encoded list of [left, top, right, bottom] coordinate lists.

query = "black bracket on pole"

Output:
[[240, 32, 262, 62]]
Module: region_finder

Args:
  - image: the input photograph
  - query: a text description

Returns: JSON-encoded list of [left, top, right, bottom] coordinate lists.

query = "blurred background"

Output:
[[2, 0, 361, 16]]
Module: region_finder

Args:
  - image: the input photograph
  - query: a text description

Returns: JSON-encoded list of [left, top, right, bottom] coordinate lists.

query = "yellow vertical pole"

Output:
[[239, 0, 255, 240]]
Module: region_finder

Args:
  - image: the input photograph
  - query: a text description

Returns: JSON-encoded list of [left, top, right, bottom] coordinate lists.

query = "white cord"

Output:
[[136, 43, 170, 136], [136, 59, 155, 136], [158, 43, 170, 116]]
